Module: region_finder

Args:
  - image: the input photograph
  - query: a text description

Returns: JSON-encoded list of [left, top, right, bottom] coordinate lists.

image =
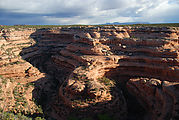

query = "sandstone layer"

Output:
[[0, 26, 179, 120]]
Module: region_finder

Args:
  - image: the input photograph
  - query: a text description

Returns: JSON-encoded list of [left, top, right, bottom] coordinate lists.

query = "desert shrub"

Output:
[[35, 117, 46, 120], [98, 77, 115, 87], [0, 75, 3, 78], [1, 23, 179, 30], [0, 111, 46, 120]]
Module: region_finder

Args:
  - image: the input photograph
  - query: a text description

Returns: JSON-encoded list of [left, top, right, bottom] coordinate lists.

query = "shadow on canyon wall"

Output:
[[20, 28, 74, 119], [19, 28, 146, 120]]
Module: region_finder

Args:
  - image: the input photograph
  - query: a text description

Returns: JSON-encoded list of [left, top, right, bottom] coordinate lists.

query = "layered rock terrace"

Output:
[[0, 26, 179, 120]]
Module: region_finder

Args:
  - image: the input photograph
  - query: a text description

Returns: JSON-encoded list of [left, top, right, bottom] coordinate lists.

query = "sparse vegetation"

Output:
[[0, 23, 179, 30], [0, 75, 3, 78], [25, 82, 35, 88], [2, 79, 7, 84], [0, 77, 45, 119], [72, 74, 88, 81], [13, 84, 29, 113], [98, 77, 115, 87], [0, 111, 45, 120], [2, 61, 25, 67]]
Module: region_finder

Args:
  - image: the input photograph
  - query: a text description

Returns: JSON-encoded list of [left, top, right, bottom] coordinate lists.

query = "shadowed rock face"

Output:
[[0, 26, 179, 120]]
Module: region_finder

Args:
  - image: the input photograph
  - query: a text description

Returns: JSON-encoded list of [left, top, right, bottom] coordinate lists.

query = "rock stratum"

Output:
[[0, 26, 179, 120]]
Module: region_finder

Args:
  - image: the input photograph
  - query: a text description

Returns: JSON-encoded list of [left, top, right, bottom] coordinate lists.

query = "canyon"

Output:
[[0, 26, 179, 120]]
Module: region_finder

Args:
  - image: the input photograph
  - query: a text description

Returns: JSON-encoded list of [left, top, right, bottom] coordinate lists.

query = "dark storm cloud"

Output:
[[0, 8, 85, 25], [0, 9, 47, 25]]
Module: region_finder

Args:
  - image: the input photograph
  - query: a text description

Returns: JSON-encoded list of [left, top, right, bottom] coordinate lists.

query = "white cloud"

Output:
[[134, 0, 179, 23], [44, 16, 91, 25], [0, 0, 178, 24]]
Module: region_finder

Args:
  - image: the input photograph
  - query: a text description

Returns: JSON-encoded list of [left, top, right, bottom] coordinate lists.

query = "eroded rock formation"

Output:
[[0, 26, 179, 120]]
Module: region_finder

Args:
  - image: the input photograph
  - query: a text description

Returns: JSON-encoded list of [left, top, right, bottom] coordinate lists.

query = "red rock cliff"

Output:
[[0, 26, 179, 120]]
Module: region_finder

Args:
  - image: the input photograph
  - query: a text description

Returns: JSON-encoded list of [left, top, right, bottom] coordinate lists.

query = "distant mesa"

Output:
[[101, 22, 150, 25]]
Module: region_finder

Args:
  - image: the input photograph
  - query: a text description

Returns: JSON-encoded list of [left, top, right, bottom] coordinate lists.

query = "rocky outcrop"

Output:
[[55, 26, 179, 119], [0, 28, 44, 82], [0, 26, 179, 119], [127, 78, 179, 120]]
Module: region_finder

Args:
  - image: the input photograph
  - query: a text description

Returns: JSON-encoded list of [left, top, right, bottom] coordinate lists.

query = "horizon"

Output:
[[0, 0, 179, 25], [1, 22, 179, 26]]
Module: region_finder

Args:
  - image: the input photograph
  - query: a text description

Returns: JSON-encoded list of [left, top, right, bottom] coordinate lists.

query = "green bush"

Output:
[[98, 77, 115, 87], [0, 75, 3, 78], [0, 111, 46, 120], [35, 117, 46, 120]]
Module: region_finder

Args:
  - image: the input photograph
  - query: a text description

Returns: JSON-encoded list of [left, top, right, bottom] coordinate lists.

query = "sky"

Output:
[[0, 0, 179, 25]]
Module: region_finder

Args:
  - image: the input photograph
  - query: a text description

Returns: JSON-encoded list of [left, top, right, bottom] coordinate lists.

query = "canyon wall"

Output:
[[0, 26, 179, 120]]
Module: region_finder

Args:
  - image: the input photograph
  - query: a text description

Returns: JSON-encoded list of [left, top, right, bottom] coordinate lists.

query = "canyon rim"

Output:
[[0, 25, 179, 120]]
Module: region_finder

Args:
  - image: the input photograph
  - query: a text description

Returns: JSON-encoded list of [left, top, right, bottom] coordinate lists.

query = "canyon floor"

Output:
[[0, 25, 179, 120]]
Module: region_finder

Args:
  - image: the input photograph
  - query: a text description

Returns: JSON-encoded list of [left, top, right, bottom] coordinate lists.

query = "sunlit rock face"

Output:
[[0, 26, 178, 119]]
